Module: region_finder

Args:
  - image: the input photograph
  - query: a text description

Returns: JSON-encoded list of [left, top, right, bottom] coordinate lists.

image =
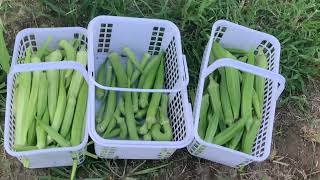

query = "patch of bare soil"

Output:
[[1, 0, 60, 48], [234, 78, 320, 180]]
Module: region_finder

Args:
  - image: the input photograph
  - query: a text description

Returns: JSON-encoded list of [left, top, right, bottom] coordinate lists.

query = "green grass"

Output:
[[41, 0, 320, 98], [1, 0, 320, 179]]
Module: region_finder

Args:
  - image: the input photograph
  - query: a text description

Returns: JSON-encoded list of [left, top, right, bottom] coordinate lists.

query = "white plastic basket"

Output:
[[187, 20, 286, 167], [87, 16, 193, 159], [4, 28, 90, 168]]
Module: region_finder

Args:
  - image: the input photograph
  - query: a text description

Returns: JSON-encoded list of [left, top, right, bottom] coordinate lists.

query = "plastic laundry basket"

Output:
[[187, 20, 285, 167], [4, 28, 90, 168], [87, 16, 193, 159]]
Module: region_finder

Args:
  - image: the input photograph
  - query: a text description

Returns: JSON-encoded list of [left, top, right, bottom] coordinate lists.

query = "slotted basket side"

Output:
[[4, 27, 90, 168], [87, 16, 193, 159], [188, 20, 285, 167]]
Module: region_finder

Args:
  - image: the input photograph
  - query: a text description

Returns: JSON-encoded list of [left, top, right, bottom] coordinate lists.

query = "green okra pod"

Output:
[[198, 94, 209, 139]]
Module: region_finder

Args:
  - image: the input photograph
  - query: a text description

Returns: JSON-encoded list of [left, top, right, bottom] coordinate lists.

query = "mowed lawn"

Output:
[[0, 0, 320, 179]]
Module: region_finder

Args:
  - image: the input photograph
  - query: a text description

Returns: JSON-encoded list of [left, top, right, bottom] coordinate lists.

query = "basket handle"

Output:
[[182, 55, 189, 86], [9, 61, 89, 82], [89, 74, 183, 93], [186, 102, 193, 123], [205, 58, 285, 100]]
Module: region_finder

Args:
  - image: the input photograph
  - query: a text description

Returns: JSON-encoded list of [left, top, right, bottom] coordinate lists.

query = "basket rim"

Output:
[[11, 27, 87, 67], [87, 15, 182, 35], [4, 61, 90, 157], [87, 15, 188, 92], [210, 19, 281, 74]]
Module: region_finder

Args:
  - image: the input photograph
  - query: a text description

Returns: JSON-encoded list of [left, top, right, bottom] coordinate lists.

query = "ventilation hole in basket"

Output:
[[267, 96, 272, 102], [266, 106, 271, 113], [266, 42, 273, 48], [29, 34, 35, 40], [164, 38, 179, 89], [31, 41, 36, 46], [97, 23, 113, 54], [269, 62, 275, 71], [262, 48, 268, 55], [265, 111, 270, 117], [73, 33, 79, 39], [270, 52, 275, 59], [256, 144, 261, 150], [257, 140, 261, 145], [262, 126, 267, 132], [258, 134, 263, 140], [221, 26, 227, 32], [217, 33, 223, 38], [261, 105, 266, 113], [270, 47, 275, 54], [261, 133, 267, 140], [148, 26, 165, 55], [168, 92, 186, 141]]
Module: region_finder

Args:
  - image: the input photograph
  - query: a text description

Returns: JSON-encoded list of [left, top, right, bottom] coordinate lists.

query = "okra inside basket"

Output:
[[8, 39, 89, 153], [10, 67, 89, 152], [94, 49, 186, 142], [197, 44, 273, 155]]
